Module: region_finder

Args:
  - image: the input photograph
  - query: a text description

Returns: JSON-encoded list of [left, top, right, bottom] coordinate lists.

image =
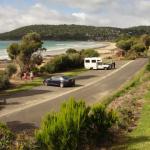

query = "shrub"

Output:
[[126, 50, 138, 60], [0, 122, 15, 150], [68, 53, 83, 68], [131, 43, 146, 54], [0, 74, 10, 90], [66, 48, 78, 54], [36, 99, 118, 149], [43, 53, 84, 73], [44, 54, 71, 73], [5, 64, 17, 78], [89, 104, 118, 135], [146, 58, 150, 72], [80, 49, 99, 58], [31, 67, 40, 75], [36, 98, 90, 150], [116, 40, 133, 51]]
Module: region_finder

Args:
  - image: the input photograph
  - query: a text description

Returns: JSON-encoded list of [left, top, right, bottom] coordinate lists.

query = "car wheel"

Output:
[[104, 67, 107, 70], [60, 82, 64, 88]]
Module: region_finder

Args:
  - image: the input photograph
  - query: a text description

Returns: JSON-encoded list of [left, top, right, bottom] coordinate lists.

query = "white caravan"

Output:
[[84, 57, 114, 70], [84, 57, 102, 69]]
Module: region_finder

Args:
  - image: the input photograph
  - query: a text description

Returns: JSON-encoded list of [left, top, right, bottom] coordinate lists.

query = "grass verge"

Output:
[[0, 68, 86, 96], [123, 91, 150, 149], [102, 65, 147, 106]]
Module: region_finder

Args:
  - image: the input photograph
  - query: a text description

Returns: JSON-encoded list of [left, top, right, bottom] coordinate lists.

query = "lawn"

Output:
[[1, 68, 86, 95], [124, 91, 150, 150]]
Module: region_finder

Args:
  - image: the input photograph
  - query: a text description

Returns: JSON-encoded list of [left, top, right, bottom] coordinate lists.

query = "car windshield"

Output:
[[62, 76, 70, 80]]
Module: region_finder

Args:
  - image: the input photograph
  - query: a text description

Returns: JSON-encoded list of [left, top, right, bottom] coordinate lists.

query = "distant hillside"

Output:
[[0, 24, 149, 41]]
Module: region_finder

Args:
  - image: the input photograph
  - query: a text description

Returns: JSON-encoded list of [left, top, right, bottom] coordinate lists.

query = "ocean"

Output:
[[0, 40, 106, 60]]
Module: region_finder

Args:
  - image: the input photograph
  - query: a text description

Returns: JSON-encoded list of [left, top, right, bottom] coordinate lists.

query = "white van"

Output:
[[84, 57, 102, 69], [84, 57, 114, 70]]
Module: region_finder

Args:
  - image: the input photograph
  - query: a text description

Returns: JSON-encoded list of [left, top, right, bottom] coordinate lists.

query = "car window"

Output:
[[51, 77, 59, 80], [62, 76, 69, 80], [98, 62, 102, 65], [92, 60, 96, 63], [85, 60, 90, 63]]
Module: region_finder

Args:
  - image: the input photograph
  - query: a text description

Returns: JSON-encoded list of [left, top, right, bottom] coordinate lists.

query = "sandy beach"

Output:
[[94, 42, 117, 58], [0, 42, 117, 71]]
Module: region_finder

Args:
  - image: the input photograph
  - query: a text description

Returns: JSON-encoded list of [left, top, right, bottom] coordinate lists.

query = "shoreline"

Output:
[[0, 41, 109, 60], [0, 42, 117, 70]]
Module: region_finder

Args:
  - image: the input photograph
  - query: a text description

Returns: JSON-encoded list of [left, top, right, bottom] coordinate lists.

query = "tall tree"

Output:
[[7, 32, 45, 74], [140, 34, 150, 49]]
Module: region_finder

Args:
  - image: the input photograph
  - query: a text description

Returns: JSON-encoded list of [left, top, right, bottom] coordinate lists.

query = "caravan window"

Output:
[[92, 60, 96, 63], [85, 60, 90, 63]]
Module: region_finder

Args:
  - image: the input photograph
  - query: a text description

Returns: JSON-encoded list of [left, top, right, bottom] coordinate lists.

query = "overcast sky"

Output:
[[0, 0, 150, 33]]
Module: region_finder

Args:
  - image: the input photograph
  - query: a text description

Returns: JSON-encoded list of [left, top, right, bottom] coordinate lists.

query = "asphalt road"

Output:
[[0, 58, 147, 131]]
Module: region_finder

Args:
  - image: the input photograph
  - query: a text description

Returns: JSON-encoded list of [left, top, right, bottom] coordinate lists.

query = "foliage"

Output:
[[66, 48, 78, 54], [80, 49, 99, 57], [0, 123, 14, 150], [89, 104, 118, 134], [5, 64, 17, 78], [43, 53, 83, 73], [126, 50, 138, 60], [36, 98, 90, 150], [0, 25, 123, 41], [0, 25, 150, 41], [0, 73, 10, 90], [7, 43, 20, 60], [131, 43, 146, 53], [36, 98, 118, 150], [140, 34, 150, 49], [68, 53, 83, 68], [7, 32, 45, 73], [116, 40, 133, 51]]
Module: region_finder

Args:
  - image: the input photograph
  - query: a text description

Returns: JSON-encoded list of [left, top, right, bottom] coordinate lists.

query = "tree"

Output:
[[140, 34, 150, 49], [80, 49, 99, 58], [66, 48, 78, 54], [5, 64, 17, 78], [7, 43, 20, 60], [116, 40, 133, 51], [131, 43, 146, 53], [7, 32, 45, 74]]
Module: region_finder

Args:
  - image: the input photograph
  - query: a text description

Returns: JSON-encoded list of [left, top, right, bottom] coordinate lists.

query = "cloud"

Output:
[[0, 0, 150, 33]]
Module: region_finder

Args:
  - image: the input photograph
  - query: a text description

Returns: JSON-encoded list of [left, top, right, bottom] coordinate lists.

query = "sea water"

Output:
[[0, 40, 106, 60]]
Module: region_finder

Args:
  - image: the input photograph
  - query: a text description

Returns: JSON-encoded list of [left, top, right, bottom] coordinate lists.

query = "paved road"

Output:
[[0, 58, 147, 131]]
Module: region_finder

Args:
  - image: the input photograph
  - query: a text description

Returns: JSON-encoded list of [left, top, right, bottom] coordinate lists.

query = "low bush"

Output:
[[80, 49, 99, 57], [126, 50, 138, 60], [42, 48, 99, 74], [36, 98, 90, 150], [116, 40, 133, 52], [89, 104, 118, 134], [131, 43, 146, 54], [5, 64, 17, 78], [43, 53, 84, 73], [0, 73, 10, 90], [68, 53, 83, 68], [36, 98, 118, 149], [0, 123, 14, 150], [66, 48, 78, 54]]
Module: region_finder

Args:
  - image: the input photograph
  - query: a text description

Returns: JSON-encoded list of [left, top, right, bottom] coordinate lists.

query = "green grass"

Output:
[[5, 77, 43, 94], [1, 68, 86, 96], [63, 68, 87, 77], [119, 91, 150, 150], [102, 65, 147, 106]]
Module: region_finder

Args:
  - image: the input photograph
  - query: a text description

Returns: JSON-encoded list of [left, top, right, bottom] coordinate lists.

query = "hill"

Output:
[[0, 25, 149, 41]]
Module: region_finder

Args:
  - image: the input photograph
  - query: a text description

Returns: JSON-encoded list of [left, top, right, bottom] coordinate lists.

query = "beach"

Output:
[[0, 41, 117, 71]]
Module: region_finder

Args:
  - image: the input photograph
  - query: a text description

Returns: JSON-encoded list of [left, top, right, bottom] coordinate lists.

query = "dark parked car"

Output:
[[43, 76, 75, 88]]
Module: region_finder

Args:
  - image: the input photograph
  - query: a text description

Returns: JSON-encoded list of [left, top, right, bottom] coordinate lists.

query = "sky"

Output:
[[0, 0, 150, 33]]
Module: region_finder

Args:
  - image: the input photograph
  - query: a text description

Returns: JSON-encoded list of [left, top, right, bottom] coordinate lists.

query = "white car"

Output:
[[97, 62, 112, 70]]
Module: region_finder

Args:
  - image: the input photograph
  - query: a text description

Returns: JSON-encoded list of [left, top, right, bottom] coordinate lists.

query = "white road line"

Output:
[[0, 60, 133, 118]]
